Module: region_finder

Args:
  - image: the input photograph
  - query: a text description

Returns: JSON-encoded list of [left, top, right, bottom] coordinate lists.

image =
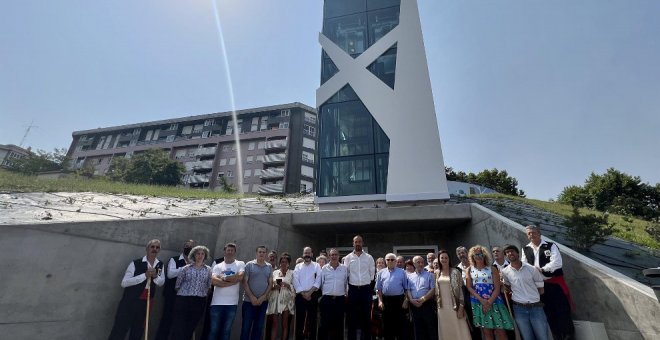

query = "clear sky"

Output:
[[1, 0, 659, 200]]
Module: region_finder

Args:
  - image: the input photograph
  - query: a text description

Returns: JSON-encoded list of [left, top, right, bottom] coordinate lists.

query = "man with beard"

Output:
[[343, 235, 375, 340], [108, 239, 165, 340], [155, 239, 195, 340], [456, 246, 481, 340], [293, 246, 322, 340], [521, 225, 575, 340], [502, 244, 551, 340]]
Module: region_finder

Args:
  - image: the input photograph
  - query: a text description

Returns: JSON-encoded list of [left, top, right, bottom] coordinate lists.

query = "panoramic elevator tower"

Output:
[[316, 0, 449, 205]]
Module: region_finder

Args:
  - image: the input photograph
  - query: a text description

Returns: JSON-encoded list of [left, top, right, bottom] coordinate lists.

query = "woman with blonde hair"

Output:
[[435, 250, 471, 340], [465, 245, 514, 340]]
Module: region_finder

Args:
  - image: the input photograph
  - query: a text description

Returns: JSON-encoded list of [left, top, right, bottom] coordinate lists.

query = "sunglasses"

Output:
[[474, 253, 484, 257], [386, 259, 396, 261]]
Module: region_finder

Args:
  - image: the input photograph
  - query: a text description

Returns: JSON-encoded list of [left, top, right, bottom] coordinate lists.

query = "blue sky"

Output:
[[1, 0, 659, 200]]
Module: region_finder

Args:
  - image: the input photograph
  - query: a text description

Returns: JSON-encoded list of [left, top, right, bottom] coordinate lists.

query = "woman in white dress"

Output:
[[266, 253, 294, 340], [435, 250, 471, 340]]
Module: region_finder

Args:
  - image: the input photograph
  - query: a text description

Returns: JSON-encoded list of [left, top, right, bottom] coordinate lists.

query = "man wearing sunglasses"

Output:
[[108, 239, 165, 340]]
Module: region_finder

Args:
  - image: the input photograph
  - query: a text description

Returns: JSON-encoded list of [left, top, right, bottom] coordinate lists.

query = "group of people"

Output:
[[107, 226, 575, 340]]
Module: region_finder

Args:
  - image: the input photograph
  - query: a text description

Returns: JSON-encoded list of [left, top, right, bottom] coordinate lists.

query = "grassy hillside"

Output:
[[0, 169, 241, 199], [473, 193, 659, 250]]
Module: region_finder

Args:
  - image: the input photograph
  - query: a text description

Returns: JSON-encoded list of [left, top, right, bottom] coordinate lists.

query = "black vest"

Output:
[[122, 258, 163, 300], [163, 255, 187, 297], [523, 242, 563, 278]]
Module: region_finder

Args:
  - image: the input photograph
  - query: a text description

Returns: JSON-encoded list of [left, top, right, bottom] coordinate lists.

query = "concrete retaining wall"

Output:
[[0, 204, 657, 339]]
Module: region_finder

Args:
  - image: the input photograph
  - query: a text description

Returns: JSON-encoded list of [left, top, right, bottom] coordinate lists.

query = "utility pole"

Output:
[[19, 120, 38, 147]]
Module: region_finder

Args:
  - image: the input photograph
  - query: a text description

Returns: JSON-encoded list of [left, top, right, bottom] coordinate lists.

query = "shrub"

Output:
[[564, 207, 615, 250]]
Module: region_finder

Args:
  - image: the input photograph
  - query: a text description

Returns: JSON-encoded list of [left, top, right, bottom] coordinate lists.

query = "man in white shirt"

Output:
[[108, 239, 165, 340], [207, 242, 245, 340], [155, 239, 194, 340], [293, 246, 321, 340], [492, 246, 510, 272], [521, 225, 575, 340], [343, 235, 375, 340], [319, 248, 348, 340], [502, 244, 550, 340]]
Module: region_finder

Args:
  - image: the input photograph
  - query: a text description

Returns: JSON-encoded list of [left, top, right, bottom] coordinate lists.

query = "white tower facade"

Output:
[[316, 0, 449, 205]]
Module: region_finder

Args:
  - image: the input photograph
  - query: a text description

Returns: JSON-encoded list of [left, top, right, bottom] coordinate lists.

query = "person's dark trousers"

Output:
[[107, 298, 148, 340], [240, 300, 269, 340], [381, 295, 406, 340], [170, 296, 207, 340], [155, 290, 176, 340], [541, 282, 575, 340], [409, 299, 438, 340], [347, 284, 372, 340], [295, 291, 321, 340], [462, 286, 482, 340], [319, 295, 345, 340]]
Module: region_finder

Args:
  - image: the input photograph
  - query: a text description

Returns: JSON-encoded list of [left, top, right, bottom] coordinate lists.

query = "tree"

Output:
[[6, 148, 70, 175], [106, 157, 130, 182], [564, 207, 615, 250], [445, 166, 525, 197], [558, 168, 659, 221], [107, 149, 185, 186]]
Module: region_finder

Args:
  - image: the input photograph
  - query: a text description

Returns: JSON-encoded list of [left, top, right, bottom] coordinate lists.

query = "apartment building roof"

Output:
[[72, 102, 316, 136]]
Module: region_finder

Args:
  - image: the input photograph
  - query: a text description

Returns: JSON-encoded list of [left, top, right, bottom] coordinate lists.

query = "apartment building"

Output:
[[66, 103, 318, 195], [0, 144, 31, 168]]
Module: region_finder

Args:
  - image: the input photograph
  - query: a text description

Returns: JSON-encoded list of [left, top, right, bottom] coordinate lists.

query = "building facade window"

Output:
[[281, 109, 291, 117], [246, 156, 254, 163], [302, 151, 315, 164], [248, 142, 256, 150], [258, 141, 266, 149], [304, 125, 316, 137], [303, 137, 316, 150], [229, 158, 236, 165], [260, 116, 268, 130], [279, 122, 289, 129], [244, 169, 252, 178], [182, 126, 193, 135], [219, 158, 227, 166], [317, 85, 389, 197]]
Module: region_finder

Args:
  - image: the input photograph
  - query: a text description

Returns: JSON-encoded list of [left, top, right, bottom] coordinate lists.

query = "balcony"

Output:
[[187, 174, 210, 184], [263, 153, 286, 165], [195, 147, 217, 157], [265, 139, 287, 150], [260, 167, 285, 179], [117, 134, 134, 142], [258, 183, 284, 194], [185, 160, 214, 171]]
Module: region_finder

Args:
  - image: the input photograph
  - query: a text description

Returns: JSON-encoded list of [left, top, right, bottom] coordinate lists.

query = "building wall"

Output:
[[66, 103, 317, 195], [0, 144, 31, 168]]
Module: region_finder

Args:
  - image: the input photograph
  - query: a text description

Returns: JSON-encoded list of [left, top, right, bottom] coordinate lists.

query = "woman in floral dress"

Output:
[[266, 253, 294, 340], [465, 245, 514, 340]]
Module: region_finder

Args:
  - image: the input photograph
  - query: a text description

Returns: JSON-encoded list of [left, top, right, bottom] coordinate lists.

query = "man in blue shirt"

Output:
[[406, 256, 438, 340], [376, 253, 408, 340]]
